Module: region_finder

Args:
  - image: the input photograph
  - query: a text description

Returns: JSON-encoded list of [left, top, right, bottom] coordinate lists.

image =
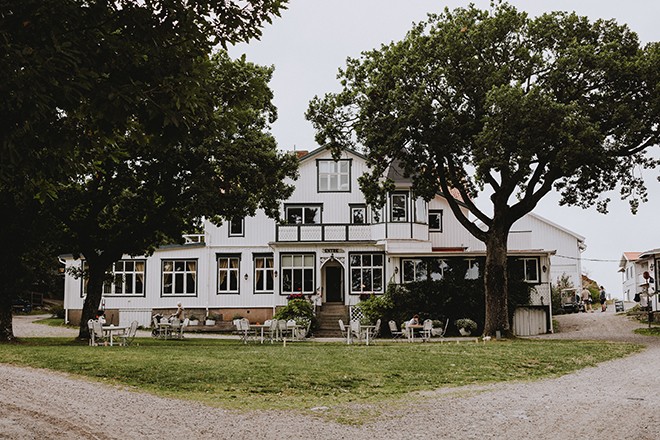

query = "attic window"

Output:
[[318, 159, 350, 192]]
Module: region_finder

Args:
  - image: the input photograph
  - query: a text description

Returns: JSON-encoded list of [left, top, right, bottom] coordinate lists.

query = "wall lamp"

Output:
[[244, 273, 248, 281]]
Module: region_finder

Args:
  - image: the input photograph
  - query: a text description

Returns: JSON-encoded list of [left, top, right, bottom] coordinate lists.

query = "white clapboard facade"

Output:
[[62, 147, 584, 328]]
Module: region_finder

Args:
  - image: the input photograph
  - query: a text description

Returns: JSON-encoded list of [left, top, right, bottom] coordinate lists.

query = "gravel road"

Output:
[[1, 309, 659, 440]]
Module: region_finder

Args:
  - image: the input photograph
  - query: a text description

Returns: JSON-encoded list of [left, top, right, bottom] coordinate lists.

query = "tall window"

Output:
[[390, 193, 408, 222], [351, 205, 366, 224], [429, 210, 443, 232], [162, 260, 197, 296], [350, 253, 384, 294], [229, 218, 244, 237], [281, 254, 315, 295], [217, 255, 240, 294], [103, 260, 146, 295], [318, 159, 350, 192], [254, 254, 274, 294], [285, 205, 321, 224]]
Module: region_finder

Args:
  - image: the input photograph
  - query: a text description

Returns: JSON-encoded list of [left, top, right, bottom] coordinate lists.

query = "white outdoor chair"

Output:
[[422, 319, 433, 341], [277, 319, 288, 341], [388, 320, 403, 340], [119, 320, 139, 346], [370, 318, 381, 340], [172, 318, 188, 339], [350, 320, 362, 342], [237, 318, 254, 344], [338, 319, 348, 339], [267, 319, 278, 343], [89, 319, 107, 346]]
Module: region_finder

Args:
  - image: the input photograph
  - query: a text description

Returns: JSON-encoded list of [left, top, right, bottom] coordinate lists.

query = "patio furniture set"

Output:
[[338, 318, 381, 345], [87, 319, 139, 347], [234, 318, 310, 344], [152, 316, 189, 339]]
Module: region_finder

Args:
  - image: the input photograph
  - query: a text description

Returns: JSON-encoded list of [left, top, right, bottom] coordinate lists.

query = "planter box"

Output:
[[205, 320, 216, 326], [189, 320, 199, 326]]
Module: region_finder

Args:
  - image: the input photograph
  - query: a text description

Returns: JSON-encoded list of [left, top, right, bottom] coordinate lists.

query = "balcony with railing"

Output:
[[275, 222, 430, 243]]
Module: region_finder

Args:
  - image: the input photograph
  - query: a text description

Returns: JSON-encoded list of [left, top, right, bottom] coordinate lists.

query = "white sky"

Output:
[[230, 0, 660, 298]]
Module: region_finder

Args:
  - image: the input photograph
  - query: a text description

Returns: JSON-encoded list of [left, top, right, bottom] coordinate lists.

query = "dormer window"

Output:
[[318, 159, 350, 192], [390, 193, 408, 222]]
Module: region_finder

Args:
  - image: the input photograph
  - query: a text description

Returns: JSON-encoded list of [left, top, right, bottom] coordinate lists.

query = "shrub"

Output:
[[455, 318, 477, 333], [49, 304, 65, 319], [273, 299, 317, 331]]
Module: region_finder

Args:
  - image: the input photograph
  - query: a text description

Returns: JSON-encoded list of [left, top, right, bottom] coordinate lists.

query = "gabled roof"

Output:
[[639, 249, 660, 259], [619, 252, 641, 270], [296, 145, 367, 162]]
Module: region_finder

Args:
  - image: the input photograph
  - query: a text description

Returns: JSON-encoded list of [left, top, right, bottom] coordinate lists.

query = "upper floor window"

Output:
[[390, 193, 408, 222], [162, 260, 197, 296], [254, 254, 274, 294], [229, 218, 244, 237], [429, 210, 443, 232], [103, 260, 146, 296], [351, 205, 366, 224], [402, 258, 448, 282], [285, 205, 321, 224], [318, 159, 350, 192], [217, 255, 240, 294]]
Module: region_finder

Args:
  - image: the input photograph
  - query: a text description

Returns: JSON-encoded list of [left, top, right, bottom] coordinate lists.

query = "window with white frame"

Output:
[[229, 218, 244, 237], [390, 193, 408, 222], [429, 210, 443, 232], [103, 260, 146, 295], [402, 259, 426, 283], [281, 254, 315, 295], [217, 255, 240, 294], [162, 260, 197, 296], [519, 258, 539, 283], [318, 159, 350, 192], [285, 205, 321, 224], [254, 254, 274, 293], [350, 253, 384, 293], [465, 259, 480, 280], [351, 205, 366, 224]]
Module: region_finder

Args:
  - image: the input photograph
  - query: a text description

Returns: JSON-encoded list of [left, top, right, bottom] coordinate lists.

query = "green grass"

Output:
[[32, 317, 74, 327], [0, 338, 642, 419], [634, 325, 660, 336]]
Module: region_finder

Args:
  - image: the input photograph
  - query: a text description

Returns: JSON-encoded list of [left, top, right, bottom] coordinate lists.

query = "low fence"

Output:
[[513, 305, 551, 336]]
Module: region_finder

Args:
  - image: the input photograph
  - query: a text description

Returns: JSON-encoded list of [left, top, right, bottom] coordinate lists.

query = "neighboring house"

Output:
[[62, 146, 580, 332], [619, 250, 659, 310]]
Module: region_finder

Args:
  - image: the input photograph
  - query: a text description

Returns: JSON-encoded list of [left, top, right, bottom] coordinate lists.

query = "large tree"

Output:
[[56, 52, 297, 339], [307, 2, 659, 336], [0, 0, 289, 341]]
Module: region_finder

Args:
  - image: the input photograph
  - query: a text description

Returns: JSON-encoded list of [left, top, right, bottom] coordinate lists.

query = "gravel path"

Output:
[[2, 309, 659, 440]]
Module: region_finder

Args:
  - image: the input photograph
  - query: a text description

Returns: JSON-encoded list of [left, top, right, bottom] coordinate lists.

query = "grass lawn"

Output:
[[0, 336, 642, 419]]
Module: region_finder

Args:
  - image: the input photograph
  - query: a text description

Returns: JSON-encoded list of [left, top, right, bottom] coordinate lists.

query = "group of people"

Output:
[[581, 286, 608, 312]]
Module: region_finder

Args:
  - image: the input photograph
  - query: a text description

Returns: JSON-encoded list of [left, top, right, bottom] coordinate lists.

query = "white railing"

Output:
[[276, 224, 372, 242], [183, 234, 205, 244]]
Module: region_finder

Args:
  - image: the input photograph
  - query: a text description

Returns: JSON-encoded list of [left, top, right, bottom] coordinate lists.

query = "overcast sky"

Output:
[[230, 0, 660, 298]]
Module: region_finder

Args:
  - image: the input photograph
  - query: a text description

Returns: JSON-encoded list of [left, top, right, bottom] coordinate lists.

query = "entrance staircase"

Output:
[[314, 303, 349, 337]]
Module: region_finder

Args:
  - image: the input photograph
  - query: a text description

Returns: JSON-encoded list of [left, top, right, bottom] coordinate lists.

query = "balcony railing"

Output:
[[276, 224, 372, 242]]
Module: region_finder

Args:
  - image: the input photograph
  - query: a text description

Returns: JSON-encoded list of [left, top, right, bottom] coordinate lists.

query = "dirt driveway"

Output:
[[1, 310, 659, 439]]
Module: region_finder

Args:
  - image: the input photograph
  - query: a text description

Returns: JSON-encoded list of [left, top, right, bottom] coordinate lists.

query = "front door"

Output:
[[325, 266, 342, 302]]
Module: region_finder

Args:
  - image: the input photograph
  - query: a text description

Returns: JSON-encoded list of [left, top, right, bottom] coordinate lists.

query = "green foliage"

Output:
[[49, 304, 65, 319], [273, 299, 317, 330], [355, 295, 394, 325], [551, 273, 575, 314], [454, 318, 478, 333], [307, 1, 659, 336]]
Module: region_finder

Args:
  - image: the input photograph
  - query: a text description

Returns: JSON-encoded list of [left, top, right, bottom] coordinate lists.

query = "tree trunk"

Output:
[[77, 258, 109, 340], [483, 228, 510, 337], [0, 293, 15, 343]]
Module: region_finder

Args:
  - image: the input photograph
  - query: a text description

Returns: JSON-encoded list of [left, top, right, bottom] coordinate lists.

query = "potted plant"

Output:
[[188, 315, 199, 326], [205, 313, 221, 326], [455, 318, 477, 336]]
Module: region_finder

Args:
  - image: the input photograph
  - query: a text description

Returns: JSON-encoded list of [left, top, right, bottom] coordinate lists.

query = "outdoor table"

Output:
[[406, 324, 423, 342], [249, 324, 270, 344], [102, 325, 129, 346], [361, 325, 376, 346], [157, 322, 172, 339]]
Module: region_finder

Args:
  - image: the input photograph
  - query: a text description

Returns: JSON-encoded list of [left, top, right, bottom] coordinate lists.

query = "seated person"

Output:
[[407, 314, 420, 327], [96, 310, 106, 325]]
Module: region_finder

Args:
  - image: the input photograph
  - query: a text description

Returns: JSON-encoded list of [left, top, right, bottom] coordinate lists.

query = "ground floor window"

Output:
[[350, 253, 384, 294], [519, 258, 539, 283], [162, 260, 197, 296], [254, 254, 274, 293], [402, 258, 448, 283], [217, 255, 240, 294], [281, 254, 315, 295], [103, 260, 146, 295]]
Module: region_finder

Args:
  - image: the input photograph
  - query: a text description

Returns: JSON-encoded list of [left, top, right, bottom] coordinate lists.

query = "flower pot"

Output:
[[189, 320, 199, 326], [205, 319, 216, 326], [459, 328, 471, 336]]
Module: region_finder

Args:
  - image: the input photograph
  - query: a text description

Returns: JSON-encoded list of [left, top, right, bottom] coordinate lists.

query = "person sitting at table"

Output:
[[170, 302, 185, 322], [96, 310, 106, 325], [407, 314, 419, 327]]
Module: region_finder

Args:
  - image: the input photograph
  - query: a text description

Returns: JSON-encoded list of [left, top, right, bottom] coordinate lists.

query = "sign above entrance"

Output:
[[323, 248, 345, 254]]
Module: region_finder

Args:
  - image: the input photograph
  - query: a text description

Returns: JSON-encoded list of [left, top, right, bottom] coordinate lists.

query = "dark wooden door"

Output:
[[325, 267, 342, 302]]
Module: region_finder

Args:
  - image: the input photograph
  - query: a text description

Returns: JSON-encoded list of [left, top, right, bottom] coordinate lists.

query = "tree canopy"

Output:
[[307, 2, 659, 335], [0, 0, 290, 341]]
